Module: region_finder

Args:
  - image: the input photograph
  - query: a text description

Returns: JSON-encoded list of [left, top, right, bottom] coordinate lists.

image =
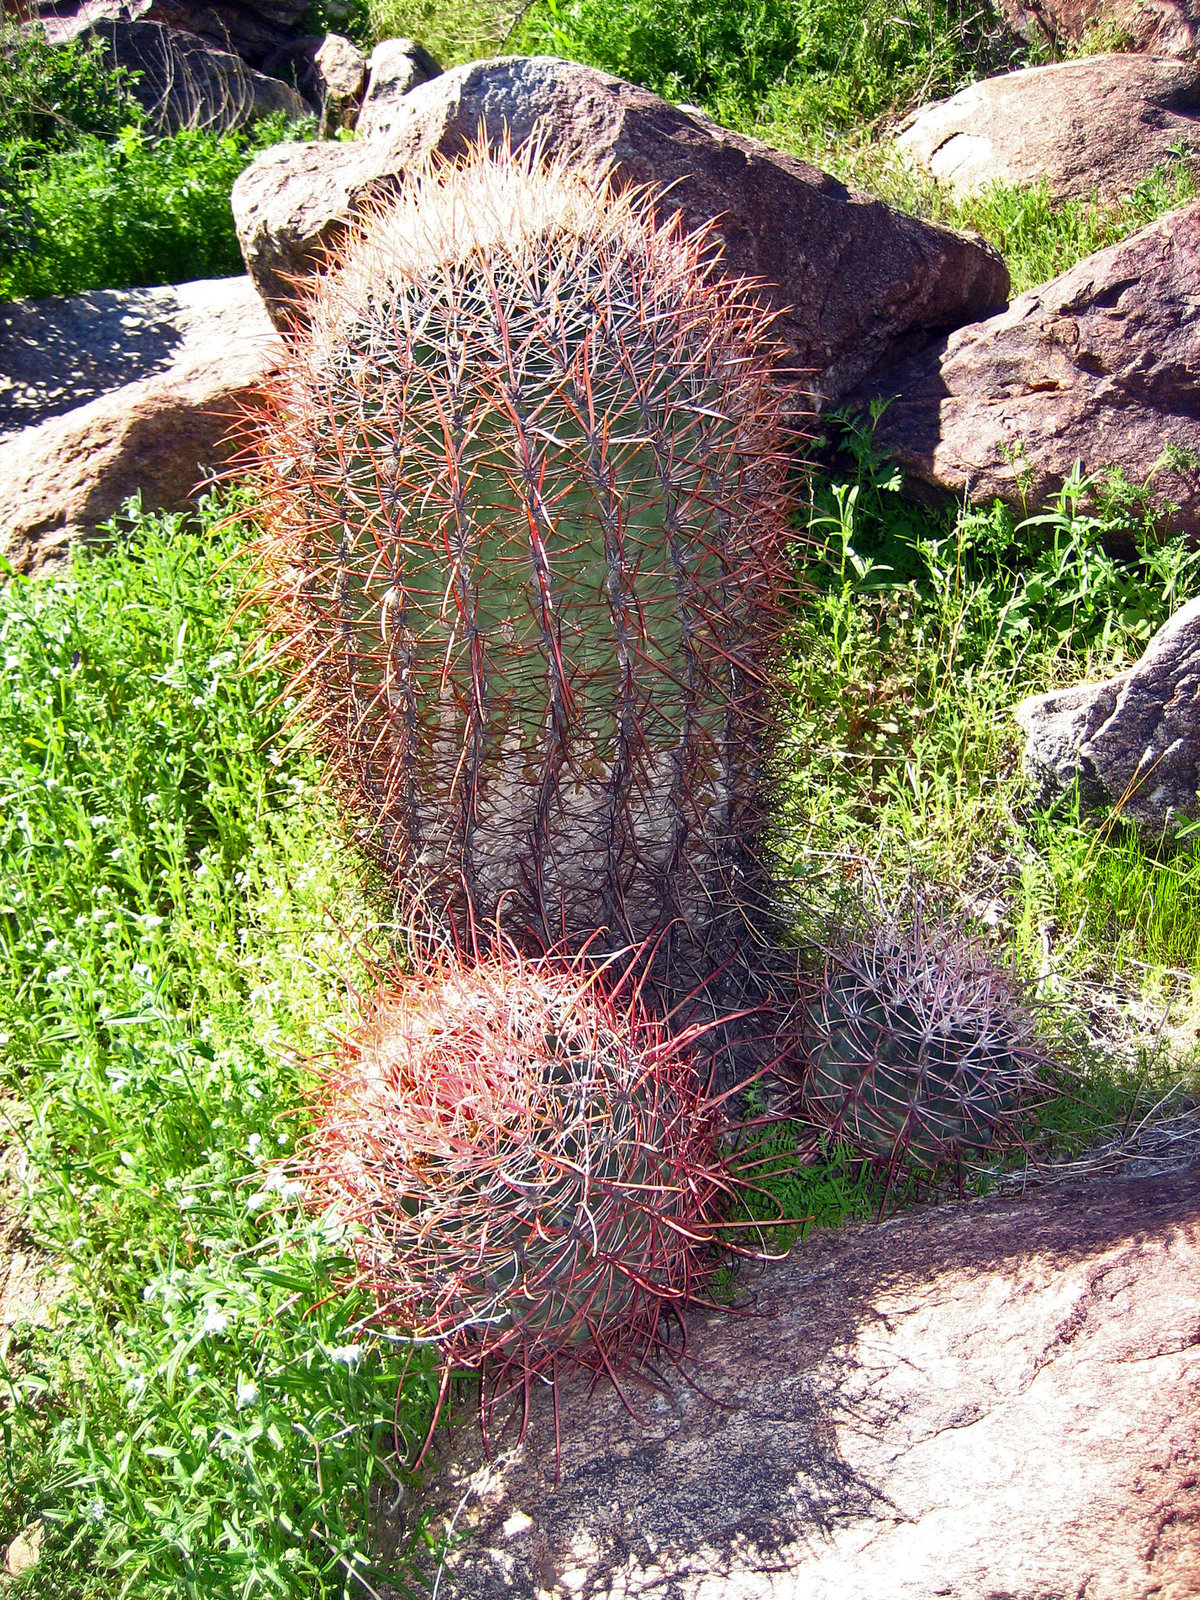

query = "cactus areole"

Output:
[[251, 139, 797, 980]]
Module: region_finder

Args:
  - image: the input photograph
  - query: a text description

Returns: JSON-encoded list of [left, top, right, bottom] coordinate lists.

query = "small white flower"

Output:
[[236, 1378, 259, 1409], [87, 1498, 106, 1524], [202, 1309, 228, 1336], [247, 1133, 262, 1157], [186, 1363, 200, 1379], [330, 1345, 363, 1371]]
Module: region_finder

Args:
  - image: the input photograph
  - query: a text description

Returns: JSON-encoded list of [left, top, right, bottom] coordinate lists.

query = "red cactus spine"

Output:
[[296, 939, 758, 1453], [248, 138, 800, 989]]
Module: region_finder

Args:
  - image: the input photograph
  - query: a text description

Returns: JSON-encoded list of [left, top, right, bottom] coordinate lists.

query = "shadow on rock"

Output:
[[400, 1164, 1200, 1599]]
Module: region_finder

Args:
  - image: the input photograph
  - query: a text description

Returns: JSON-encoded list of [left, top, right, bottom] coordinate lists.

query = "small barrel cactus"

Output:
[[248, 137, 797, 988], [804, 906, 1047, 1173], [297, 940, 740, 1449]]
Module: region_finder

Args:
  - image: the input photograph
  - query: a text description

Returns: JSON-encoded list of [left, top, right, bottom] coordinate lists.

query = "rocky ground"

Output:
[[408, 1160, 1200, 1600]]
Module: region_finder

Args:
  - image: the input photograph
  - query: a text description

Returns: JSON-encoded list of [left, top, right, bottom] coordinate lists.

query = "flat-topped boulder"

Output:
[[232, 55, 1009, 407], [863, 203, 1200, 538], [0, 276, 283, 572], [896, 54, 1200, 202], [407, 1160, 1200, 1598], [0, 276, 271, 437]]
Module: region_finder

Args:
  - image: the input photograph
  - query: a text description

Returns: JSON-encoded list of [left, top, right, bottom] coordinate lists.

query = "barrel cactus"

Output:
[[804, 907, 1047, 1173], [248, 138, 797, 989], [297, 939, 740, 1450]]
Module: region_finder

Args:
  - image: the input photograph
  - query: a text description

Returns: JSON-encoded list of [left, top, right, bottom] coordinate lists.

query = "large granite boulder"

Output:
[[354, 37, 443, 141], [864, 203, 1200, 537], [895, 54, 1200, 202], [0, 277, 284, 572], [405, 1161, 1200, 1598], [1016, 597, 1200, 829], [231, 56, 1010, 407], [999, 0, 1200, 59]]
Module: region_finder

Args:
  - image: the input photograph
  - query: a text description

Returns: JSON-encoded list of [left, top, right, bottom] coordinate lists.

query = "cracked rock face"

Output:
[[895, 54, 1200, 203], [862, 202, 1200, 537], [403, 1163, 1200, 1599], [231, 55, 1009, 407], [998, 0, 1200, 61], [1017, 595, 1200, 830]]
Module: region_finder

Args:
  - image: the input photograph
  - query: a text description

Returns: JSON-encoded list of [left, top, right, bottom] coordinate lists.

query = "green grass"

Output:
[[516, 0, 1020, 139], [368, 0, 526, 62], [0, 18, 316, 303], [775, 413, 1200, 922], [1, 114, 312, 302], [0, 499, 441, 1599]]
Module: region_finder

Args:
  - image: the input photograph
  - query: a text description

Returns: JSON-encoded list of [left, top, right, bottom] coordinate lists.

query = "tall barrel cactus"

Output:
[[249, 139, 797, 984]]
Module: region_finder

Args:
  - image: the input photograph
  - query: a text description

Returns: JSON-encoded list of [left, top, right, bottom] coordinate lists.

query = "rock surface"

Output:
[[354, 37, 443, 141], [0, 277, 283, 572], [4, 1521, 43, 1580], [263, 31, 366, 130], [34, 0, 310, 69], [864, 203, 1200, 536], [232, 55, 1010, 405], [1017, 596, 1200, 828], [999, 0, 1200, 58], [0, 276, 267, 437], [409, 1162, 1200, 1599], [79, 17, 309, 132], [895, 54, 1200, 201]]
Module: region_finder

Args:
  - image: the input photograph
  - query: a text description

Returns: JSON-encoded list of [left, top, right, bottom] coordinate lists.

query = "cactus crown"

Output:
[[298, 938, 741, 1452], [806, 904, 1047, 1174], [250, 137, 797, 988]]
